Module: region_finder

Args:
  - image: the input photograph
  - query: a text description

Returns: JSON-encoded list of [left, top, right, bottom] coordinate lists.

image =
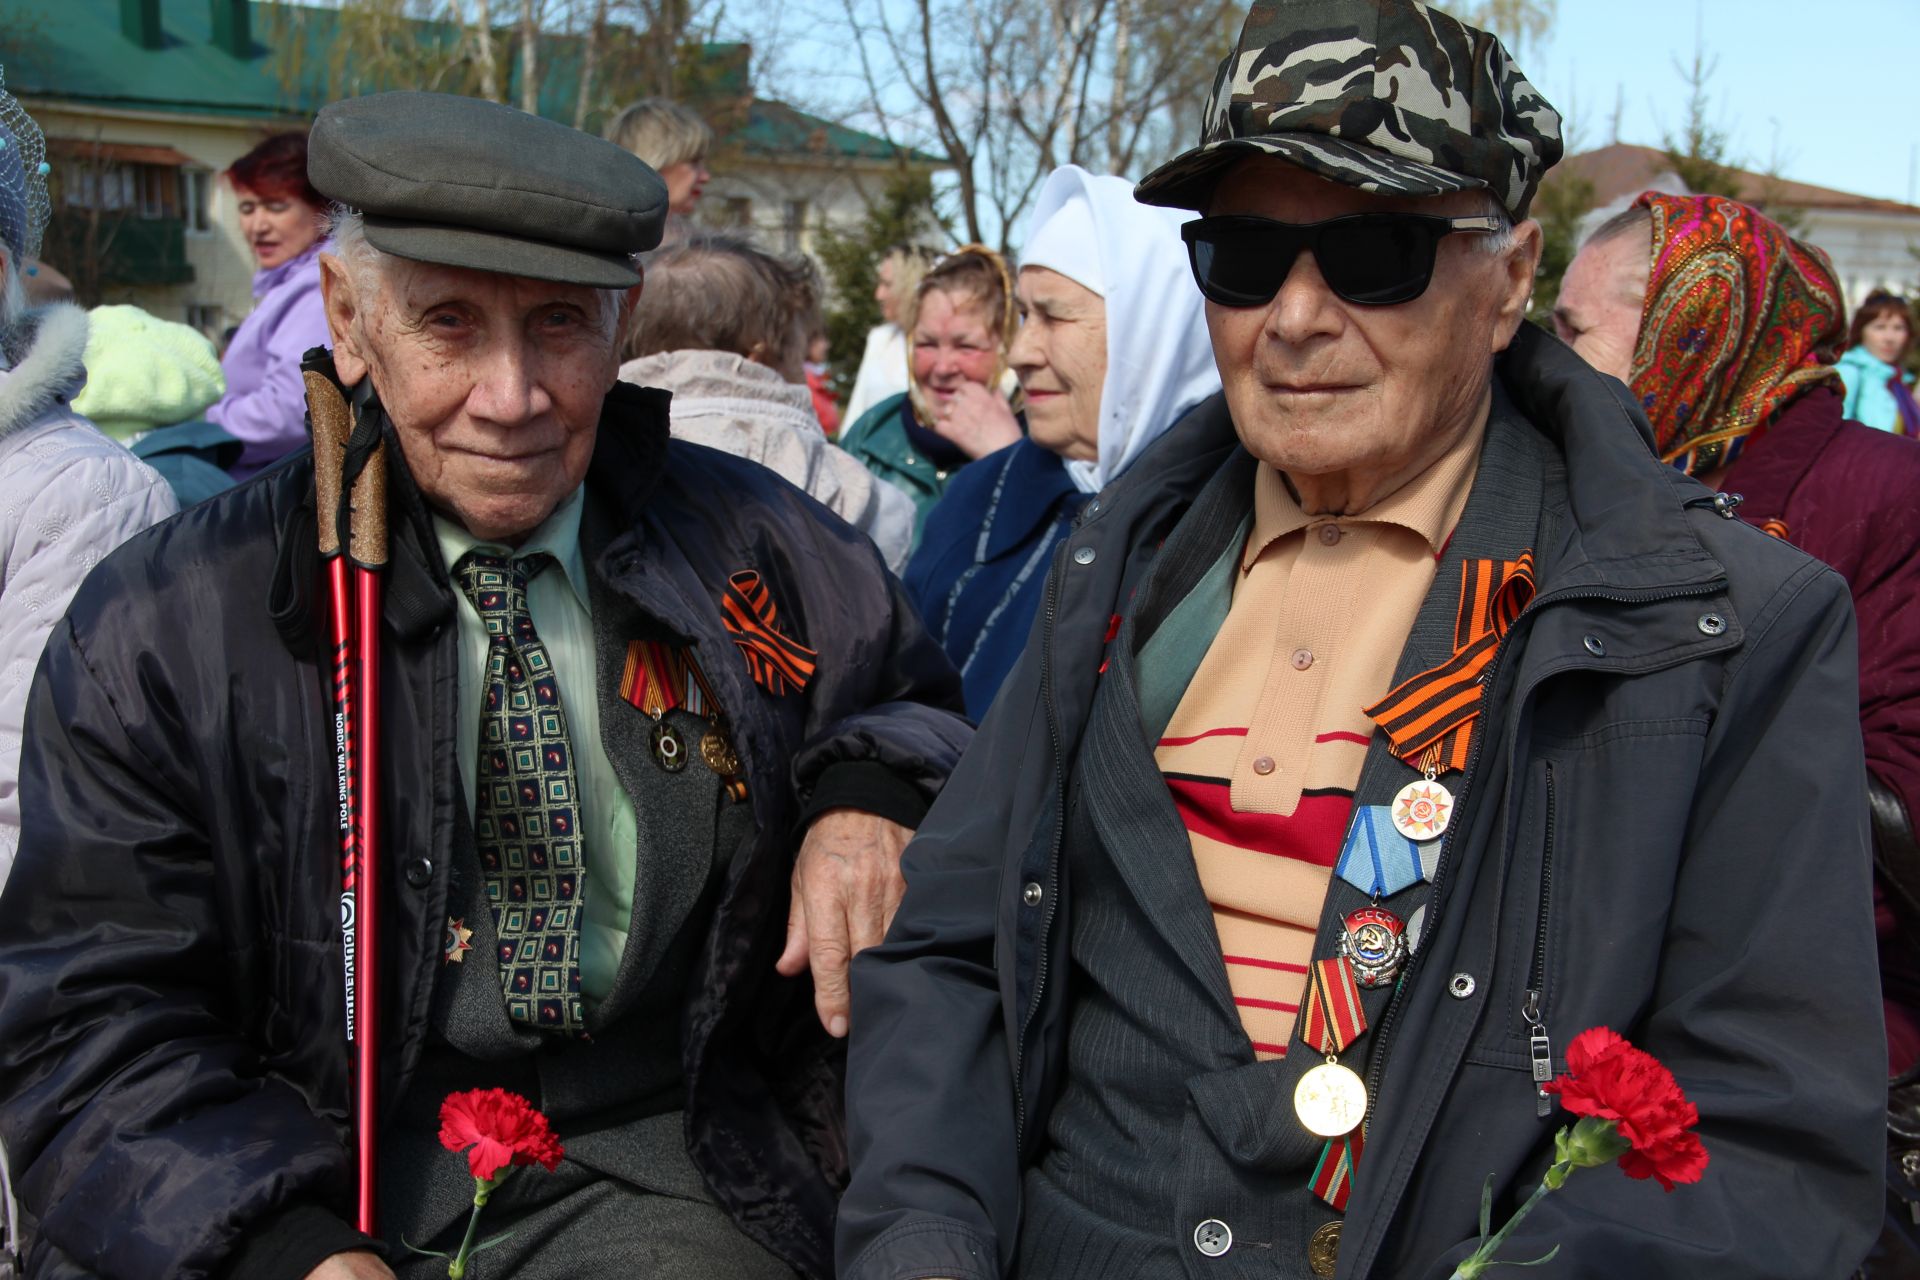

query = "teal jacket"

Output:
[[1836, 345, 1914, 434], [838, 393, 961, 543]]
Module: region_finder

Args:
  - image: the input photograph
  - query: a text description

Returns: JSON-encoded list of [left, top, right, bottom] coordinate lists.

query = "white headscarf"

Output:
[[1019, 165, 1220, 494]]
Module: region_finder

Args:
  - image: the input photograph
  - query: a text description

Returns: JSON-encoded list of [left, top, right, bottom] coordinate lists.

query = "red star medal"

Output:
[[1391, 777, 1453, 840], [444, 916, 474, 964]]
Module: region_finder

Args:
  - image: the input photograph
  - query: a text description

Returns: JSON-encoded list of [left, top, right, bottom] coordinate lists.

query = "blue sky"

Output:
[[1524, 0, 1918, 205]]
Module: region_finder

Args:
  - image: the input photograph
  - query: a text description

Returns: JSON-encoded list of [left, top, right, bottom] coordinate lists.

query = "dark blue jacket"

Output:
[[905, 439, 1087, 719], [838, 324, 1882, 1280]]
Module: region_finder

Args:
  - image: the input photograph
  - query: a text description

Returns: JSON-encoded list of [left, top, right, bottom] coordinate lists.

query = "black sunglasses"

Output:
[[1181, 212, 1506, 308]]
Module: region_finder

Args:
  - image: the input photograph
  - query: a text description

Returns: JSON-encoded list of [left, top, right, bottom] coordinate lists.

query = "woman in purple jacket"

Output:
[[206, 132, 332, 480]]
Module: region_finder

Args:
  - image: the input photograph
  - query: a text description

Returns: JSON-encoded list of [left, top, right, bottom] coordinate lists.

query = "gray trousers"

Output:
[[388, 1157, 797, 1280]]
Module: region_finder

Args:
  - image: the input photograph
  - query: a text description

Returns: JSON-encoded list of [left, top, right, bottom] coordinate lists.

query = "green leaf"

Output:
[[400, 1236, 451, 1260], [1479, 1173, 1494, 1239], [1496, 1245, 1562, 1269], [469, 1229, 519, 1255]]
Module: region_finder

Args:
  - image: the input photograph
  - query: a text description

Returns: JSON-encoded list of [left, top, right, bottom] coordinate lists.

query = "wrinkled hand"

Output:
[[303, 1252, 396, 1280], [774, 807, 914, 1037], [932, 381, 1024, 459]]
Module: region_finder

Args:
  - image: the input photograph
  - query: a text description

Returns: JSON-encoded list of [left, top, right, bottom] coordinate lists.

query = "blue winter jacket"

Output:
[[1836, 344, 1914, 434]]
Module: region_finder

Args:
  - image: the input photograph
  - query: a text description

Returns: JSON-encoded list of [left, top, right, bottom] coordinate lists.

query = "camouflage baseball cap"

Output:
[[1135, 0, 1563, 218]]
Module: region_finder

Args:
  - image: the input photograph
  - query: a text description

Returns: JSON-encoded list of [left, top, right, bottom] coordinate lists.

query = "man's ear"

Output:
[[319, 252, 370, 385], [1491, 219, 1545, 353]]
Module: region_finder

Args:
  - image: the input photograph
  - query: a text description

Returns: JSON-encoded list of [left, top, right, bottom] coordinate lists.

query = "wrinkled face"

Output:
[[1009, 266, 1107, 462], [657, 160, 710, 216], [1204, 158, 1538, 491], [235, 185, 325, 270], [1864, 312, 1912, 365], [911, 288, 1000, 407], [321, 252, 638, 543], [1555, 231, 1652, 382], [874, 259, 901, 326]]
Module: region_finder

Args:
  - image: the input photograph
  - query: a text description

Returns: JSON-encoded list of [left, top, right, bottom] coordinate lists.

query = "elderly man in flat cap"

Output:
[[0, 93, 968, 1280], [837, 2, 1884, 1278]]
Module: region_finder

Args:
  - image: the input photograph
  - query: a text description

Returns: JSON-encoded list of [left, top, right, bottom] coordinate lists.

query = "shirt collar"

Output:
[[1243, 411, 1488, 572], [434, 483, 591, 613]]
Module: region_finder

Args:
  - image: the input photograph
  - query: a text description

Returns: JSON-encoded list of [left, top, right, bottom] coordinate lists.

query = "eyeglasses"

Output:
[[1181, 212, 1507, 308]]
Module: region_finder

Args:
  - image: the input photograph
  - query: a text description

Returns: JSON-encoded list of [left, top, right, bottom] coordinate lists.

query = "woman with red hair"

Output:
[[206, 131, 331, 479]]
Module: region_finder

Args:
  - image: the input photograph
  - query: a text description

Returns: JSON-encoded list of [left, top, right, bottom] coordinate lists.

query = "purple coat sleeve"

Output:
[[207, 253, 333, 480]]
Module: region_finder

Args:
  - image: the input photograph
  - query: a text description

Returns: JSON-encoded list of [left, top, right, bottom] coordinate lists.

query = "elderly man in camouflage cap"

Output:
[[836, 1, 1885, 1277], [0, 92, 971, 1280]]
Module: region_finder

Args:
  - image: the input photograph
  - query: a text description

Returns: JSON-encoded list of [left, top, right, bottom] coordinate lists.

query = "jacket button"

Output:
[[1072, 546, 1096, 566], [1086, 498, 1102, 515], [1698, 612, 1727, 636], [1449, 972, 1476, 999], [1022, 882, 1044, 907], [1582, 634, 1606, 657], [404, 857, 434, 889], [1193, 1218, 1232, 1257]]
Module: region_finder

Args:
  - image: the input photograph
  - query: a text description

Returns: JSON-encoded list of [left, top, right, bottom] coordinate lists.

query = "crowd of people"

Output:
[[0, 0, 1915, 1275]]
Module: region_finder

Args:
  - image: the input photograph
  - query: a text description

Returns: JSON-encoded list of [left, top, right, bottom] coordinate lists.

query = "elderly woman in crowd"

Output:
[[843, 244, 939, 426], [1557, 191, 1920, 1275], [904, 167, 1219, 717], [207, 130, 332, 479], [619, 233, 915, 570], [0, 86, 176, 886], [605, 97, 713, 245], [839, 245, 1022, 539], [1836, 291, 1917, 435]]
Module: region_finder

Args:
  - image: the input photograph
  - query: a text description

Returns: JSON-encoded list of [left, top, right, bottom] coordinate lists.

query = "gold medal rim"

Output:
[[1308, 1220, 1342, 1277], [1391, 777, 1454, 839], [1293, 1060, 1369, 1138]]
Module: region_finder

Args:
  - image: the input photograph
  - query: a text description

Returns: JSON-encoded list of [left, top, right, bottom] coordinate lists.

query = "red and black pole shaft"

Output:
[[304, 363, 384, 1237], [345, 417, 389, 1236]]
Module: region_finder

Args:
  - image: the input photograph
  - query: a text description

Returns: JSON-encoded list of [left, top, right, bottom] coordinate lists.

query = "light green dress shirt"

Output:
[[435, 486, 637, 1005]]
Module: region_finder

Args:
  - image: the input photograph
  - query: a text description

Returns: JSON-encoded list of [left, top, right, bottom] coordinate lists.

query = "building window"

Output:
[[721, 196, 752, 230], [134, 164, 178, 219], [62, 161, 181, 220], [179, 168, 212, 233], [782, 199, 808, 254]]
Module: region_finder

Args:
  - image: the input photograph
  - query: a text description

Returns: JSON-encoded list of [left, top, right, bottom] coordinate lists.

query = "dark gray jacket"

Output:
[[838, 324, 1884, 1279]]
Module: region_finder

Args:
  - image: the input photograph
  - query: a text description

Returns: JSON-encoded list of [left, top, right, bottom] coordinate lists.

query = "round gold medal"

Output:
[[700, 729, 740, 776], [1294, 1059, 1369, 1138], [1308, 1221, 1342, 1277], [1391, 776, 1454, 840]]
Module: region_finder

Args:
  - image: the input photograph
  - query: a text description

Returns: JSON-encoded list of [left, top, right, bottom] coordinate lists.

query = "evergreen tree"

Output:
[[813, 169, 940, 396]]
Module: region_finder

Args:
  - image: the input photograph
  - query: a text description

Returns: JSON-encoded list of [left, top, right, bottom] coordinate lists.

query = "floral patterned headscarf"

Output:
[[1629, 192, 1846, 476]]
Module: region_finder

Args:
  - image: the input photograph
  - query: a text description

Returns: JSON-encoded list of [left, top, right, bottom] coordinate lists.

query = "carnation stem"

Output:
[[1451, 1169, 1563, 1279], [447, 1176, 501, 1279]]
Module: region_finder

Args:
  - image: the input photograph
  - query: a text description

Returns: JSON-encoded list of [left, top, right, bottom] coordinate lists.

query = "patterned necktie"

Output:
[[454, 550, 586, 1034]]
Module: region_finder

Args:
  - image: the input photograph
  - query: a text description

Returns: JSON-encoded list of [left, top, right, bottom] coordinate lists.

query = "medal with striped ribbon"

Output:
[[1294, 957, 1369, 1138]]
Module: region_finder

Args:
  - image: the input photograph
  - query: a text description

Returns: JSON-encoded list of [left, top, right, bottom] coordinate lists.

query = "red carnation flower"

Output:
[[438, 1087, 565, 1183], [1542, 1027, 1709, 1191]]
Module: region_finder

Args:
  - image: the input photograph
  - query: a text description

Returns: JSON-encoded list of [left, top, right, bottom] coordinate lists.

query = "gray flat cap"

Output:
[[309, 92, 668, 288]]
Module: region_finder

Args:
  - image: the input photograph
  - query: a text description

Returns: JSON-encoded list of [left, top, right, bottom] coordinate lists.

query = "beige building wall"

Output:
[[20, 99, 298, 332]]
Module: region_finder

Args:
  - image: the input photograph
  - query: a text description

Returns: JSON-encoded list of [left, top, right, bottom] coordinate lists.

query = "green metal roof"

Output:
[[5, 0, 940, 166]]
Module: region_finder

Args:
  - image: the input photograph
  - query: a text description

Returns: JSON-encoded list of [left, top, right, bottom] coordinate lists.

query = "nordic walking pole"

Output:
[[345, 394, 390, 1238], [304, 359, 374, 1233]]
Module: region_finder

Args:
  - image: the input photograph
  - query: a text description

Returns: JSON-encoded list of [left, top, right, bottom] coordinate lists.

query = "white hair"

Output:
[[324, 205, 625, 338], [1472, 192, 1517, 256]]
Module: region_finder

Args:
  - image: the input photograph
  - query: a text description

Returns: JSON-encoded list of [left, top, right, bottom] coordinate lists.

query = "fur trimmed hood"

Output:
[[0, 303, 90, 441]]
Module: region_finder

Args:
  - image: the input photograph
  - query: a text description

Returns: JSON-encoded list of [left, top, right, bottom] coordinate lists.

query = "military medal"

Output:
[[1334, 805, 1423, 898], [443, 916, 474, 964], [1307, 1220, 1343, 1277], [1294, 956, 1370, 1137], [1337, 906, 1407, 989], [700, 727, 740, 777], [1391, 769, 1453, 840], [651, 719, 687, 772]]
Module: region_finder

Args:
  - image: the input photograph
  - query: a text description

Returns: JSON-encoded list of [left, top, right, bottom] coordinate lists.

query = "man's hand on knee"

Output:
[[775, 807, 913, 1037], [304, 1251, 396, 1280]]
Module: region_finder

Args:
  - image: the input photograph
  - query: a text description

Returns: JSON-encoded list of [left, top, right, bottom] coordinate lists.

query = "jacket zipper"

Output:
[[1014, 541, 1072, 1152], [1522, 760, 1556, 1118], [1359, 581, 1720, 1124]]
